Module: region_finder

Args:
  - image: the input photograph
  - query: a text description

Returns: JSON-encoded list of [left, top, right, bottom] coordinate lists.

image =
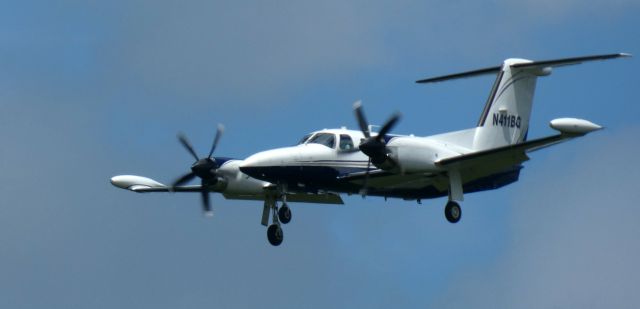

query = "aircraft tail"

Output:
[[417, 53, 630, 151], [472, 58, 543, 150]]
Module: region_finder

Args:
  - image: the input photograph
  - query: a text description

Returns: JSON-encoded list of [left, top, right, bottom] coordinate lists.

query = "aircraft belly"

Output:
[[241, 165, 345, 186], [241, 163, 522, 200], [362, 167, 521, 199]]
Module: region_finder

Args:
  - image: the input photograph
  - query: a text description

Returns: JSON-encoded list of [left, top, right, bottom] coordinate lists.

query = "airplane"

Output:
[[111, 53, 630, 246]]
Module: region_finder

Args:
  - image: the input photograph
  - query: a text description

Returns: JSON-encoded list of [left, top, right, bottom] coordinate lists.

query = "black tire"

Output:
[[445, 201, 461, 223], [267, 224, 284, 246], [278, 205, 292, 224]]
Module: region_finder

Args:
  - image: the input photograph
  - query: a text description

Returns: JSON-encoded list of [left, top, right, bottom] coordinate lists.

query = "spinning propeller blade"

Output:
[[172, 172, 197, 188], [208, 124, 225, 159], [352, 102, 401, 197], [352, 102, 402, 159], [178, 133, 199, 162], [376, 113, 401, 141], [353, 101, 371, 138], [201, 180, 212, 217], [171, 124, 225, 217], [359, 158, 372, 198]]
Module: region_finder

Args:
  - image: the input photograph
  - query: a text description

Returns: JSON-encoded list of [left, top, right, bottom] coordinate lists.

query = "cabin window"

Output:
[[307, 133, 336, 149], [339, 134, 354, 151]]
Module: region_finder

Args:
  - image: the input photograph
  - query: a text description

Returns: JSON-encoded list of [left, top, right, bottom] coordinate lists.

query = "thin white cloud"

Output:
[[103, 0, 389, 103], [0, 1, 637, 308], [501, 0, 640, 19]]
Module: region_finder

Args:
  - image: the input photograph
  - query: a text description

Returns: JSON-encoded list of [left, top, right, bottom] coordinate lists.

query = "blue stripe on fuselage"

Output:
[[240, 163, 522, 200], [215, 157, 238, 166]]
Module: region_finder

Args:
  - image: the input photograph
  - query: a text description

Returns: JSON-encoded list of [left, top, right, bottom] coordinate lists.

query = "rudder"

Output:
[[473, 58, 549, 150], [415, 53, 630, 151]]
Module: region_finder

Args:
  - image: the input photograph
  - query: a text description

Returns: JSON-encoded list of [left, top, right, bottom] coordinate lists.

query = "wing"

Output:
[[334, 135, 573, 190], [111, 175, 344, 205], [337, 168, 441, 192], [223, 192, 344, 205], [336, 168, 392, 182], [435, 134, 574, 169], [134, 185, 202, 192]]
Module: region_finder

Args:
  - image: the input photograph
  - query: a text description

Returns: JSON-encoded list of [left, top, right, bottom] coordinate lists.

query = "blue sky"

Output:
[[1, 1, 639, 308]]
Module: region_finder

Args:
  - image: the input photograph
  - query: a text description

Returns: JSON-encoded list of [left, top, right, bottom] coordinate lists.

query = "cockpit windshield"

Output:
[[297, 133, 313, 145], [307, 133, 336, 148]]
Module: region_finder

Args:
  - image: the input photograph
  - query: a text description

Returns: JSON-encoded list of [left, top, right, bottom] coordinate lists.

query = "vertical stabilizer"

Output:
[[472, 58, 549, 150], [416, 53, 631, 151], [417, 53, 630, 151]]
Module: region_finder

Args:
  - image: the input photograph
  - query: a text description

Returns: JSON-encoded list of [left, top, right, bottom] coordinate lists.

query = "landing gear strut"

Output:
[[445, 201, 461, 223], [262, 192, 291, 246], [445, 169, 463, 224]]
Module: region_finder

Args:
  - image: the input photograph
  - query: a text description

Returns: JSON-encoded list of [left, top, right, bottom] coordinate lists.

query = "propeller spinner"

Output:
[[353, 101, 401, 163], [172, 124, 225, 217], [353, 101, 401, 196]]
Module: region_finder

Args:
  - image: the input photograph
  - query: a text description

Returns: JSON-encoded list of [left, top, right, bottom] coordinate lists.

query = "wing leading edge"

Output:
[[436, 133, 578, 169], [437, 117, 604, 169], [110, 175, 344, 204]]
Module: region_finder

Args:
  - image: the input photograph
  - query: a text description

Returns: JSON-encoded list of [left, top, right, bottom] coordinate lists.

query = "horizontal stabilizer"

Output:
[[416, 53, 630, 84], [416, 66, 501, 83], [511, 53, 630, 70]]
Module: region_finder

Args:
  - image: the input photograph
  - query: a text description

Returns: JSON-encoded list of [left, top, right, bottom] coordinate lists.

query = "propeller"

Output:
[[353, 101, 401, 196], [171, 124, 225, 217]]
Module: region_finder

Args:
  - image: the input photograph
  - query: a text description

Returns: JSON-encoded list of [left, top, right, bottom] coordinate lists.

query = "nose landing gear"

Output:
[[262, 192, 292, 246], [267, 223, 284, 246]]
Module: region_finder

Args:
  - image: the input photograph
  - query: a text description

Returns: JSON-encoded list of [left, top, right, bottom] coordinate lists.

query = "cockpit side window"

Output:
[[307, 133, 336, 149], [339, 134, 354, 151], [297, 133, 313, 145]]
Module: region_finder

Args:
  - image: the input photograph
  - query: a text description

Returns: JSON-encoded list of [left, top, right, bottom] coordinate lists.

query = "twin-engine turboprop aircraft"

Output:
[[111, 53, 629, 246]]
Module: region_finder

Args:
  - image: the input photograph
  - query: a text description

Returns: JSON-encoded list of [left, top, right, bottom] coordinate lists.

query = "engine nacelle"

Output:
[[387, 136, 457, 173], [206, 177, 229, 192]]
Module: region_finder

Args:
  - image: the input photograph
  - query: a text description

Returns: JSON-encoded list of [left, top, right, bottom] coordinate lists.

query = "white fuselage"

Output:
[[236, 128, 507, 199]]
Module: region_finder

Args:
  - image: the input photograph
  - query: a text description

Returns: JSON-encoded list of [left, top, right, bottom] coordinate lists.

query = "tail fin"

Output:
[[416, 53, 630, 150], [472, 58, 543, 149]]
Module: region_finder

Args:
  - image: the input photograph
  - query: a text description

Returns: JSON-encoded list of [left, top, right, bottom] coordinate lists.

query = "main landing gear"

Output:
[[444, 201, 461, 223], [263, 194, 292, 246], [444, 169, 463, 224], [278, 205, 292, 224]]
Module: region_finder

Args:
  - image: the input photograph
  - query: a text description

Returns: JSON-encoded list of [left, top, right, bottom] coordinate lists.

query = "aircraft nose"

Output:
[[238, 164, 262, 179], [239, 150, 279, 179], [241, 151, 269, 168], [240, 147, 300, 181]]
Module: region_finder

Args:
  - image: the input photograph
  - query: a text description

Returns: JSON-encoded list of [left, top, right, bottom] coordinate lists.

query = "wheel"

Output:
[[278, 205, 292, 224], [267, 224, 284, 246], [445, 201, 461, 223]]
